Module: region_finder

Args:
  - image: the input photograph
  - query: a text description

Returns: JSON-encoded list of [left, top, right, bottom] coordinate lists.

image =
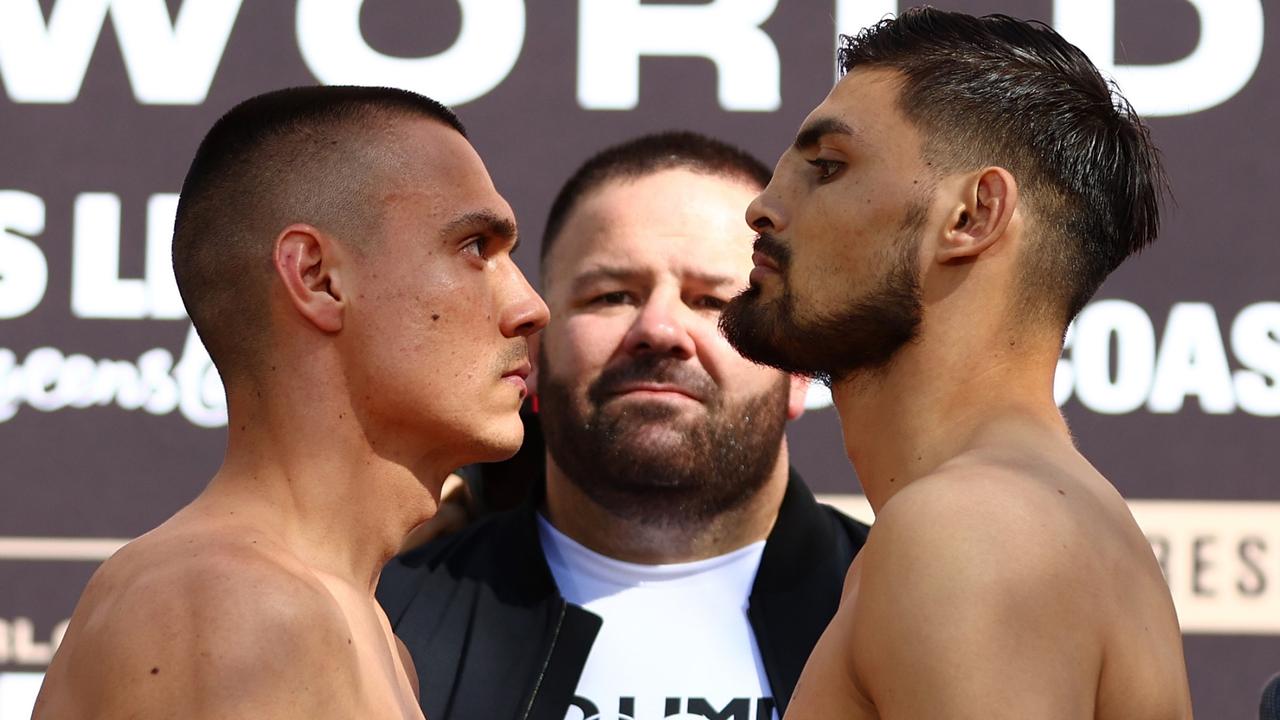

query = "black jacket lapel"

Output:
[[748, 470, 865, 713]]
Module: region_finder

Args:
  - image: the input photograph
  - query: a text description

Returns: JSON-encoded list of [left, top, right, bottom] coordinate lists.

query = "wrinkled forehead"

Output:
[[544, 169, 760, 288]]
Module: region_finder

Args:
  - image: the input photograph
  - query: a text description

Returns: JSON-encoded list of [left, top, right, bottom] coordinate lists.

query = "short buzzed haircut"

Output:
[[172, 85, 466, 384], [839, 8, 1167, 328], [541, 131, 771, 273]]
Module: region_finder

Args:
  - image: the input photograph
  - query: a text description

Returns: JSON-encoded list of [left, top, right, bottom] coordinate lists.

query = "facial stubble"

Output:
[[720, 202, 927, 386], [538, 349, 791, 530]]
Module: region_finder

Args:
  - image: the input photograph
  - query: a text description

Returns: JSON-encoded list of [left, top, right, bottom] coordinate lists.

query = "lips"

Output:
[[502, 362, 531, 398], [608, 382, 703, 403], [502, 362, 531, 381], [752, 234, 791, 272], [587, 357, 718, 408], [751, 250, 783, 273]]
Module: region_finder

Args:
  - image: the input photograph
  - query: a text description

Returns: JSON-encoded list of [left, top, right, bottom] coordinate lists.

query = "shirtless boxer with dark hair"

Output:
[[721, 9, 1192, 719]]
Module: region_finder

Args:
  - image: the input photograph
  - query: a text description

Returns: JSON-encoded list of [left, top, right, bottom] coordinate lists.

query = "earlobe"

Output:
[[274, 224, 345, 333], [936, 167, 1017, 263]]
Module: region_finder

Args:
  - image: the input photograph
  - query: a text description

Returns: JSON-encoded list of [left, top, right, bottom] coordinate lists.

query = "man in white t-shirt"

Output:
[[379, 132, 870, 720]]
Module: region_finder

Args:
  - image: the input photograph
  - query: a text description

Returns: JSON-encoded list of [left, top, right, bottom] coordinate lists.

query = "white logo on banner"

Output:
[[0, 191, 47, 320], [296, 0, 526, 106], [1054, 0, 1265, 117], [0, 326, 227, 428], [1057, 301, 1280, 417], [0, 0, 242, 104], [577, 0, 781, 112], [803, 300, 1280, 416], [0, 618, 67, 666], [0, 1, 1264, 116], [836, 0, 1265, 117], [1, 191, 183, 321], [0, 188, 228, 427], [71, 193, 185, 320]]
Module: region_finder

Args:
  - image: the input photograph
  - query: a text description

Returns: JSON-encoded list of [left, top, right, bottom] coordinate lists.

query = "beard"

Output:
[[537, 349, 790, 529], [720, 202, 927, 386]]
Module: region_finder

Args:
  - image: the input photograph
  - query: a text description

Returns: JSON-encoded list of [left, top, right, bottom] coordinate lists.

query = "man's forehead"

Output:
[[567, 255, 744, 289], [591, 168, 756, 213], [803, 67, 905, 133], [793, 115, 857, 152], [381, 129, 511, 221], [543, 167, 758, 286], [561, 226, 752, 283], [387, 118, 494, 187], [381, 186, 513, 226]]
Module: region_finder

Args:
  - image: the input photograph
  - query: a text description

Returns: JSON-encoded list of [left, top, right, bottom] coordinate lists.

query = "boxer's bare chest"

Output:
[[321, 578, 425, 719]]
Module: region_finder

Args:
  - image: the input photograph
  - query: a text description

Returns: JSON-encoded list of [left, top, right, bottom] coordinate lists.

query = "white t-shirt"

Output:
[[538, 516, 778, 720]]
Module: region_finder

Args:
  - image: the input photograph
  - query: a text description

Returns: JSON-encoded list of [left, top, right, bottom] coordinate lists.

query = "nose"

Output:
[[621, 291, 695, 361], [500, 263, 550, 339], [746, 183, 786, 233]]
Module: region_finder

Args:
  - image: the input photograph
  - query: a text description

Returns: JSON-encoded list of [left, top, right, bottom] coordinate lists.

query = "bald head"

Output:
[[172, 86, 467, 384]]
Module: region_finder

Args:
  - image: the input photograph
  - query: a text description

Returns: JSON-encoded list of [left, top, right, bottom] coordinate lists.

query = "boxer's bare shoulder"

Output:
[[34, 518, 368, 720], [785, 448, 1191, 720]]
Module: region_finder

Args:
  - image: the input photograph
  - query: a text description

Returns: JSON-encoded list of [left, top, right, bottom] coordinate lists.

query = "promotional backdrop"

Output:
[[0, 1, 1276, 718]]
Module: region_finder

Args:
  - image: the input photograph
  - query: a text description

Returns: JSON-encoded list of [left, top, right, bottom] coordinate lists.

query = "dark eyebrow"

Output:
[[440, 209, 518, 247], [793, 117, 855, 152]]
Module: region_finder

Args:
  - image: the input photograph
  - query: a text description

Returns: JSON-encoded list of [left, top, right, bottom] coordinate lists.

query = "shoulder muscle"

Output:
[[76, 545, 362, 719], [848, 475, 1102, 719]]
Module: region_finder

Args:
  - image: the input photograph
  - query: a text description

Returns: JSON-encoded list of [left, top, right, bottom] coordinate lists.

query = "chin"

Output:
[[466, 417, 526, 464], [751, 276, 787, 298]]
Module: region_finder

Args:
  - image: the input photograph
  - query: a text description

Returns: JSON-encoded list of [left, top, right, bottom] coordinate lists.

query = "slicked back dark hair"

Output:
[[839, 7, 1167, 326], [541, 130, 771, 273], [172, 85, 466, 384]]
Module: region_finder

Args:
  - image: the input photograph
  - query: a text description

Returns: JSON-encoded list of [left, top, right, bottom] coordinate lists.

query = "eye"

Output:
[[592, 291, 633, 306], [461, 236, 488, 258], [693, 295, 728, 312], [808, 158, 843, 182]]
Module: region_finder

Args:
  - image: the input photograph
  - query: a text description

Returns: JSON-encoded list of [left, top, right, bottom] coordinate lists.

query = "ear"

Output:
[[274, 223, 345, 333], [786, 374, 809, 420], [936, 167, 1018, 263]]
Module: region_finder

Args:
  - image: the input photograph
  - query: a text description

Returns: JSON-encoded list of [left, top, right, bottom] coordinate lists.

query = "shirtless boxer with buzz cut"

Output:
[[720, 8, 1193, 719], [33, 86, 548, 719]]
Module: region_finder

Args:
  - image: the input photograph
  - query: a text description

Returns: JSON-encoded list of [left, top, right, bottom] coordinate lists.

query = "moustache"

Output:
[[753, 233, 792, 270], [587, 355, 719, 407], [496, 341, 529, 372]]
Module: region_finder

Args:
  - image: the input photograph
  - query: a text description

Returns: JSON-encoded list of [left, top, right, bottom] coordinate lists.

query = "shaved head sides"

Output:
[[837, 9, 1167, 327], [172, 85, 466, 384]]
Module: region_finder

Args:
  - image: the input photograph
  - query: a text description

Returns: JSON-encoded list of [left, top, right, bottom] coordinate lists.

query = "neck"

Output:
[[833, 325, 1070, 514], [542, 447, 789, 564], [196, 381, 452, 594]]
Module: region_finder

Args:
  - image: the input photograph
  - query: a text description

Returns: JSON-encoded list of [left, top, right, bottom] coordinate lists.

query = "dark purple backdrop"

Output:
[[1, 1, 1276, 717]]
